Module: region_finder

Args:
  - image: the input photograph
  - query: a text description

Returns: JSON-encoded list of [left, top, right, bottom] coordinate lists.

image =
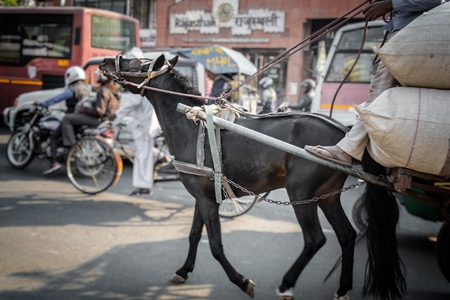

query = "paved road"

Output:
[[0, 126, 449, 300]]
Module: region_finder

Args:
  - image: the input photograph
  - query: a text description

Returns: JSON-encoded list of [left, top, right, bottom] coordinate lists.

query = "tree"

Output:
[[0, 0, 19, 6]]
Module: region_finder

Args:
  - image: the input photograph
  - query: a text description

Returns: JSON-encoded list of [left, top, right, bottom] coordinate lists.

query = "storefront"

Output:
[[150, 0, 366, 105]]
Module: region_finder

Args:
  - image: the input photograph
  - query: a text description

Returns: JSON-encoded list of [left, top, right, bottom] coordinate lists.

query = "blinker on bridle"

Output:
[[103, 54, 174, 95]]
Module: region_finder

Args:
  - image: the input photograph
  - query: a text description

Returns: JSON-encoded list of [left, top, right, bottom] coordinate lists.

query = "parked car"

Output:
[[2, 52, 206, 147]]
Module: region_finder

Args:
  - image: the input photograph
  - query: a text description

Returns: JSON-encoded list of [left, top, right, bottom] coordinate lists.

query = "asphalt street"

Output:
[[0, 125, 449, 300]]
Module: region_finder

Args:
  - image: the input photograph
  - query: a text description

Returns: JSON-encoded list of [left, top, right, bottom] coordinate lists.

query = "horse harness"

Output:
[[105, 55, 358, 205]]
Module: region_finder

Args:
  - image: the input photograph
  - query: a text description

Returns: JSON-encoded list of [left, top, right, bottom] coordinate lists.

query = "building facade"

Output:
[[54, 0, 365, 104]]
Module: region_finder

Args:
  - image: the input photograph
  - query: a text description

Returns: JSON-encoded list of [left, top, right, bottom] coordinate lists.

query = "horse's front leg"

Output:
[[199, 197, 255, 298], [171, 201, 204, 283]]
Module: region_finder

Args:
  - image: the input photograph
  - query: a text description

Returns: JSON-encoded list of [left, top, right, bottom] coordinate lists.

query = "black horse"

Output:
[[100, 54, 405, 300]]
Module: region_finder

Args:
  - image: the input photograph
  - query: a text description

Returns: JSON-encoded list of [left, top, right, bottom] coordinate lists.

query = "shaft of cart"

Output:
[[176, 103, 392, 189]]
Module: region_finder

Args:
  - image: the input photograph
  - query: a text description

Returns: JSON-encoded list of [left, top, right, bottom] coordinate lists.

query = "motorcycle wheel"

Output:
[[6, 130, 35, 169]]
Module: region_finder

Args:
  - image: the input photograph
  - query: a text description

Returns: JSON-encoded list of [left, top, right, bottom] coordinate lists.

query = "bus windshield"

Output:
[[310, 21, 386, 127], [325, 26, 385, 83], [91, 15, 137, 51]]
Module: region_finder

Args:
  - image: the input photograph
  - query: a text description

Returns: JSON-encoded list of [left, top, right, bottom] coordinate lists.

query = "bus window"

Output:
[[325, 26, 384, 84], [326, 53, 376, 83], [0, 16, 21, 65], [91, 15, 137, 51], [22, 15, 72, 60]]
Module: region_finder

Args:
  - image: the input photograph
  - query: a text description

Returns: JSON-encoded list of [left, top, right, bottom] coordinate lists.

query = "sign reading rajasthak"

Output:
[[170, 0, 285, 35]]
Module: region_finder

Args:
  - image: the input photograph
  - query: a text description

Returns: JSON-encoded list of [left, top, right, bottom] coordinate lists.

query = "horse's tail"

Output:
[[361, 150, 406, 300]]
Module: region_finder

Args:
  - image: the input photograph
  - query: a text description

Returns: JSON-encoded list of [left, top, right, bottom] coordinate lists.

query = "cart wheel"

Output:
[[352, 194, 368, 233], [219, 195, 260, 218], [436, 221, 450, 284]]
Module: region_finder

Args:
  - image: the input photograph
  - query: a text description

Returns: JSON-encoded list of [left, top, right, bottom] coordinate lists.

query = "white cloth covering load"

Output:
[[357, 87, 450, 177], [377, 3, 450, 89]]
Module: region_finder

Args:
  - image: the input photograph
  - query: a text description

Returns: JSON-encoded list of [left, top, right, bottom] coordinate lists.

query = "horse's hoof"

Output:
[[170, 273, 186, 283], [334, 294, 349, 300], [277, 287, 294, 300], [245, 279, 255, 298]]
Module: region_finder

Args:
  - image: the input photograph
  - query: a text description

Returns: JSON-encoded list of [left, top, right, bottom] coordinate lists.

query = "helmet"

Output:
[[301, 79, 316, 91], [259, 77, 273, 89], [65, 66, 85, 86], [124, 47, 144, 59], [94, 68, 110, 84]]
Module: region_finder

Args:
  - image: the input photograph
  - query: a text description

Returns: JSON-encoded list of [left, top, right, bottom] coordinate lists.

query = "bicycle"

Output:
[[66, 121, 122, 195], [67, 120, 179, 195]]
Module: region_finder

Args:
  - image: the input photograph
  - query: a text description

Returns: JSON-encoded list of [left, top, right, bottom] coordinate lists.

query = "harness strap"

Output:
[[172, 160, 214, 178], [205, 105, 223, 204], [172, 110, 238, 203], [196, 125, 205, 167], [137, 62, 172, 95]]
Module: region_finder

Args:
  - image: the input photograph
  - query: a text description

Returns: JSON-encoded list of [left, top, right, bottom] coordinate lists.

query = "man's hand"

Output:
[[363, 0, 393, 21]]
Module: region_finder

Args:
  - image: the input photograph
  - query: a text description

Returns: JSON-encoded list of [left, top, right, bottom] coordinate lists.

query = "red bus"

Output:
[[0, 6, 140, 115]]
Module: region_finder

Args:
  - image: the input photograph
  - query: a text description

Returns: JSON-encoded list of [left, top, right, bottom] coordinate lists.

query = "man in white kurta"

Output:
[[115, 94, 160, 196]]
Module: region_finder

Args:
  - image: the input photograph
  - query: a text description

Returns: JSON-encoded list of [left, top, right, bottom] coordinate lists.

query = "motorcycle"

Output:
[[6, 105, 66, 169]]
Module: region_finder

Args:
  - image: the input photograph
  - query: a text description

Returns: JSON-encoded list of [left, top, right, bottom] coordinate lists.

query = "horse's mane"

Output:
[[165, 69, 205, 107]]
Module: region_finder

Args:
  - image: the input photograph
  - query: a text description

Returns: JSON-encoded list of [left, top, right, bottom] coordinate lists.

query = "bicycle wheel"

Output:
[[218, 194, 260, 218], [66, 136, 122, 195]]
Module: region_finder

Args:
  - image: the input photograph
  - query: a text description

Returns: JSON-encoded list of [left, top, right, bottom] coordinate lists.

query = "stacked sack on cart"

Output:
[[356, 3, 450, 177]]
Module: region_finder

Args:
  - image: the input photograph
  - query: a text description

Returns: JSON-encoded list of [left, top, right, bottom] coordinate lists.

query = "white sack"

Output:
[[357, 87, 450, 176], [377, 3, 450, 89]]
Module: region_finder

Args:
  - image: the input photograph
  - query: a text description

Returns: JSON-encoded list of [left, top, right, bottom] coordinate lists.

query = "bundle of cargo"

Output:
[[377, 3, 450, 89], [357, 87, 450, 177]]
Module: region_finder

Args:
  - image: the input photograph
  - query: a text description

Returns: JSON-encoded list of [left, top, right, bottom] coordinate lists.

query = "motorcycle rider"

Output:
[[258, 76, 277, 114], [36, 66, 90, 174], [59, 68, 121, 153], [288, 79, 316, 112]]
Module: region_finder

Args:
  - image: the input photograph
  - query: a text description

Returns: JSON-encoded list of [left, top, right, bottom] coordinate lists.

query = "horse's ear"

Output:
[[169, 55, 179, 68], [152, 54, 166, 71]]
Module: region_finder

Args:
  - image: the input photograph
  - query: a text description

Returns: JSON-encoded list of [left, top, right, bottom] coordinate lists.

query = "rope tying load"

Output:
[[185, 104, 240, 125]]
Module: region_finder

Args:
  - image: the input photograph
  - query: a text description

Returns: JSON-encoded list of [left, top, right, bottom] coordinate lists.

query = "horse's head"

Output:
[[99, 54, 179, 93]]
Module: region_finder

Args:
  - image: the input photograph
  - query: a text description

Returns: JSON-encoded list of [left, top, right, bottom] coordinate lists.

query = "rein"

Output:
[[107, 0, 374, 106], [220, 0, 373, 101]]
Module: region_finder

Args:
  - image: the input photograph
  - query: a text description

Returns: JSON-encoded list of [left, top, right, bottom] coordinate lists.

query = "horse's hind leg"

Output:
[[171, 201, 204, 283], [278, 204, 326, 298], [197, 197, 255, 297], [319, 194, 356, 298]]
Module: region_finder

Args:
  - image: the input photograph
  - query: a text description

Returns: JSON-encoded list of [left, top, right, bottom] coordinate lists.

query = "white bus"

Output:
[[311, 20, 386, 126]]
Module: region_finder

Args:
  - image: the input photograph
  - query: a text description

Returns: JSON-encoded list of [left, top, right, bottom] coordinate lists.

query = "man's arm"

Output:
[[392, 0, 442, 13], [363, 0, 393, 21], [39, 88, 73, 107]]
